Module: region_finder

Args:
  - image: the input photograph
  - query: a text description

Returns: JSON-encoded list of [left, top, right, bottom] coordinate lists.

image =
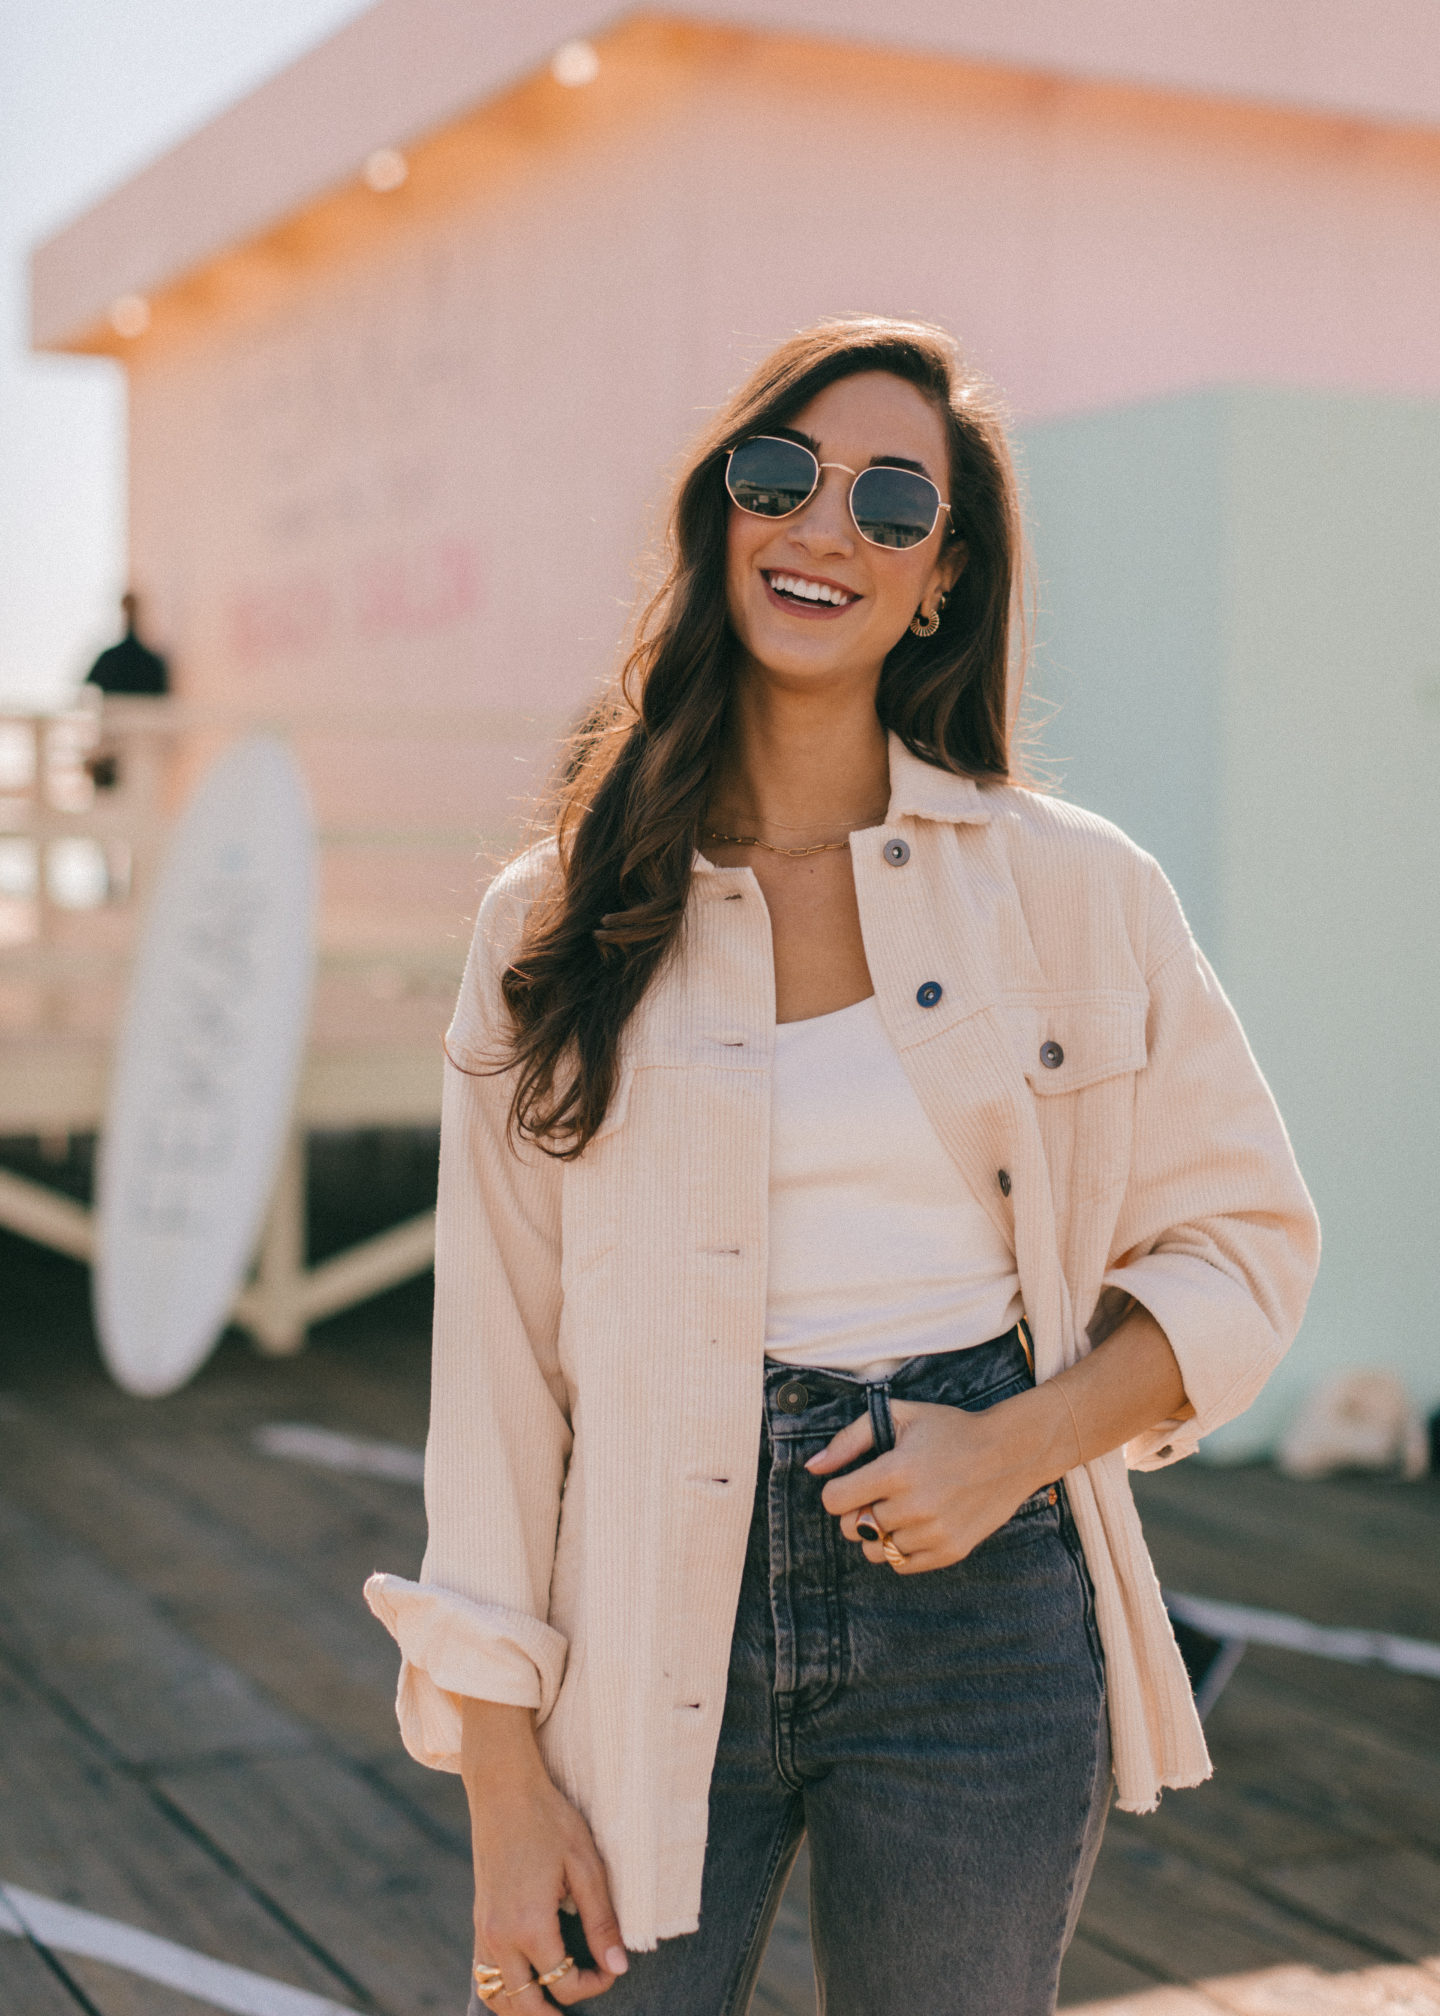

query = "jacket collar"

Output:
[[885, 732, 993, 826], [693, 729, 993, 879]]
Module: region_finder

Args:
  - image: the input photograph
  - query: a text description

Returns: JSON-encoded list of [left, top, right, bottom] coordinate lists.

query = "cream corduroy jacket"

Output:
[[365, 736, 1320, 1951]]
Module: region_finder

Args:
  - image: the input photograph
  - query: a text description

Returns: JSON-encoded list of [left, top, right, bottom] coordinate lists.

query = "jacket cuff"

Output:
[[363, 1574, 568, 1769], [1102, 1254, 1284, 1470]]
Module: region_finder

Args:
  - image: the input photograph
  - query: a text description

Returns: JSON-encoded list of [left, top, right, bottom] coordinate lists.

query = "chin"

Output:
[[747, 640, 871, 687]]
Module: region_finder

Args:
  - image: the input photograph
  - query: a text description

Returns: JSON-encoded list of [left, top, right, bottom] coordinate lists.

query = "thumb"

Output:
[[805, 1410, 875, 1475]]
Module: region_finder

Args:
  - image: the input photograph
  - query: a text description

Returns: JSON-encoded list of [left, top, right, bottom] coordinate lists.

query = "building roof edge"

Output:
[[31, 0, 1440, 352]]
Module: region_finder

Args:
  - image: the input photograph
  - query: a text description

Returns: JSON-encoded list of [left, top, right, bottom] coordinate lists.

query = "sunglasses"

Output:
[[725, 434, 950, 551]]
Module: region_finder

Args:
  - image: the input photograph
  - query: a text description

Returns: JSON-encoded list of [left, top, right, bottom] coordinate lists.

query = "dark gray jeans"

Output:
[[470, 1328, 1111, 2015]]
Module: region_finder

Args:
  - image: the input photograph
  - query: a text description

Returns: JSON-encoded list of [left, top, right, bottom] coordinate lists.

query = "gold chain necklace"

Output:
[[704, 828, 853, 857], [703, 801, 889, 858]]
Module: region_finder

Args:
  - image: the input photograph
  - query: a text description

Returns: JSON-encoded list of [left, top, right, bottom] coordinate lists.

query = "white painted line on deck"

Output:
[[1166, 1590, 1440, 1680], [255, 1422, 424, 1484], [0, 1883, 362, 2016]]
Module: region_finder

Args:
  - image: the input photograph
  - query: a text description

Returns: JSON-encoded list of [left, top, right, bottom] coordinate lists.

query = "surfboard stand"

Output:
[[233, 1129, 437, 1357], [0, 1130, 435, 1363]]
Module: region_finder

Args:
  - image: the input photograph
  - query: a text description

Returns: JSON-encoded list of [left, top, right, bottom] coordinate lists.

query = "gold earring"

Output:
[[909, 606, 941, 638]]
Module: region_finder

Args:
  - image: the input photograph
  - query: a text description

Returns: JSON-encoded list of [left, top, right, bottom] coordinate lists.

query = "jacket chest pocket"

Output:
[[1008, 994, 1148, 1206]]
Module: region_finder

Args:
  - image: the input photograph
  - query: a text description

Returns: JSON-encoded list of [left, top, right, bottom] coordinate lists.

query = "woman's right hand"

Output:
[[460, 1699, 629, 2005]]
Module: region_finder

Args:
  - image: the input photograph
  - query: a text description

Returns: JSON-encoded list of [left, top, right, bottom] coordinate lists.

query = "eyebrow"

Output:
[[774, 427, 933, 479]]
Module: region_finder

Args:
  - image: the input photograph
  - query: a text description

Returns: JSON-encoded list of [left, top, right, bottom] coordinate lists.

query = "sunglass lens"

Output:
[[726, 437, 817, 518], [850, 467, 941, 548]]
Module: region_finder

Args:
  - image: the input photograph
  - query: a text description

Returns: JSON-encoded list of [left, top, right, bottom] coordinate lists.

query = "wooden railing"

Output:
[[0, 693, 561, 1353]]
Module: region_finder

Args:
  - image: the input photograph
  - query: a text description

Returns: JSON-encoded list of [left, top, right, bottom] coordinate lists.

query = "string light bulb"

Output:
[[364, 148, 408, 193], [551, 40, 600, 87], [109, 295, 150, 338]]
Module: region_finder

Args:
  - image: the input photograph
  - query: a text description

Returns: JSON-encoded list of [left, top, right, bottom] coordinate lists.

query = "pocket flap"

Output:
[[1010, 995, 1148, 1094]]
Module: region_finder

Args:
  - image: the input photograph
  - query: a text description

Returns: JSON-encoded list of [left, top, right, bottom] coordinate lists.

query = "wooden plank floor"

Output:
[[2, 1222, 1438, 2014]]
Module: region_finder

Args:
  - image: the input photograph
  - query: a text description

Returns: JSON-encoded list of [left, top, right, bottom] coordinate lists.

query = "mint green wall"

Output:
[[1021, 389, 1440, 1457], [1018, 396, 1227, 952]]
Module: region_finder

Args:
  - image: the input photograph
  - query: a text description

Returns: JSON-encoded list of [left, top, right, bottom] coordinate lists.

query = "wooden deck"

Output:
[[2, 1211, 1438, 2015]]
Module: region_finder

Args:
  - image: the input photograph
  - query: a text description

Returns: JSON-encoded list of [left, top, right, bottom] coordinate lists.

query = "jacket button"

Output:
[[1039, 1039, 1064, 1069], [997, 1169, 1012, 1197], [775, 1379, 810, 1414], [883, 837, 910, 866], [916, 981, 943, 1008]]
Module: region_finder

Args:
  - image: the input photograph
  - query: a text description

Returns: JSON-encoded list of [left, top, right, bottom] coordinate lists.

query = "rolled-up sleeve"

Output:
[[364, 855, 568, 1769], [1107, 878, 1321, 1470]]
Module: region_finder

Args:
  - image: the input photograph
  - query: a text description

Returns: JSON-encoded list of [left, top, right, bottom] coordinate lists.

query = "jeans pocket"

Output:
[[987, 1480, 1062, 1548], [1011, 1483, 1060, 1518]]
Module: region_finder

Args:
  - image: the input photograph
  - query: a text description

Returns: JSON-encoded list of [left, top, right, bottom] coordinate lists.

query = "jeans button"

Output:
[[775, 1379, 811, 1414]]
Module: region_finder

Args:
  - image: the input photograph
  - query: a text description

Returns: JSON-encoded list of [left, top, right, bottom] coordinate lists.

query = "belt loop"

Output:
[[867, 1382, 895, 1456]]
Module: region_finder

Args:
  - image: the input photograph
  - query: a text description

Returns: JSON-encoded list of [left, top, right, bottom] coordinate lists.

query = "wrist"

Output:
[[1000, 1383, 1079, 1490], [458, 1698, 545, 1793]]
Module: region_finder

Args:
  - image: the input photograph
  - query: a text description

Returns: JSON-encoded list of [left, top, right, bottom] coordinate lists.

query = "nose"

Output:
[[790, 466, 855, 554]]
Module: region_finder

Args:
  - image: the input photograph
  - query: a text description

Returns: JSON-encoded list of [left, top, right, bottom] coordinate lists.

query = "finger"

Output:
[[804, 1410, 874, 1476], [819, 1451, 900, 1518], [885, 1519, 936, 1560], [487, 1943, 544, 2007], [565, 1849, 629, 1991], [840, 1502, 898, 1545], [511, 1937, 601, 2009], [539, 1947, 614, 2004], [846, 1510, 934, 1568], [885, 1519, 968, 1572], [887, 1544, 952, 1575], [471, 1953, 505, 2009]]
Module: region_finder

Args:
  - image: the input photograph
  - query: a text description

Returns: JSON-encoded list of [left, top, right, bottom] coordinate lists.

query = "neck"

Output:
[[710, 663, 890, 840]]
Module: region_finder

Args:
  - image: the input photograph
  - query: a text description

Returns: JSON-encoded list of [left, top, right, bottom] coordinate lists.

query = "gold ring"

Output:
[[502, 1979, 541, 1999], [859, 1504, 906, 1568], [536, 1956, 576, 1988], [473, 1962, 504, 2005]]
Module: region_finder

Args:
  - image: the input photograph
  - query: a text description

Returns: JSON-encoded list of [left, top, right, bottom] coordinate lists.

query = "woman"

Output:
[[366, 317, 1319, 2015]]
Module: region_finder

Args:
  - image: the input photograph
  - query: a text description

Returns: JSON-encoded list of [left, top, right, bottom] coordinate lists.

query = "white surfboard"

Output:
[[95, 735, 316, 1397]]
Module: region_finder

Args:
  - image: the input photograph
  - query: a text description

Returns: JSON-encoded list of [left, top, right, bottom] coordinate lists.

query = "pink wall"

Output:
[[118, 25, 1440, 852]]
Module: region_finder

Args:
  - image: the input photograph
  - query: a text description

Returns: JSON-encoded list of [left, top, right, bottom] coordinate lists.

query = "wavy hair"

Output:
[[496, 316, 1024, 1154]]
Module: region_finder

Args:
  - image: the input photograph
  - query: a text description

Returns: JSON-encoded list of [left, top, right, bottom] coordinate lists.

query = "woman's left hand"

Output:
[[806, 1389, 1063, 1573]]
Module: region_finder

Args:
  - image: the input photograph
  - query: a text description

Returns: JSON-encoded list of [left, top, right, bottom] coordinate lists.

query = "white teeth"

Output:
[[769, 573, 853, 606]]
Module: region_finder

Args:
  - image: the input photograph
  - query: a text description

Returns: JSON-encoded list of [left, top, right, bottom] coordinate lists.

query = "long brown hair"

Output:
[[499, 316, 1023, 1155]]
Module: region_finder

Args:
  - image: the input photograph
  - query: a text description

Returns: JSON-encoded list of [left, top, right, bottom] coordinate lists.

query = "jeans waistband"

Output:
[[762, 1323, 1033, 1446]]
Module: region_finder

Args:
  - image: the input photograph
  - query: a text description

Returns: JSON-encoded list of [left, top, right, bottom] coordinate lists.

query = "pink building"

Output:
[[30, 2, 1440, 788], [27, 1, 1440, 1438]]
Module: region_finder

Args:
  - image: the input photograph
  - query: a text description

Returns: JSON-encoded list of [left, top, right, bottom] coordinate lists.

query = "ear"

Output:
[[926, 538, 968, 606]]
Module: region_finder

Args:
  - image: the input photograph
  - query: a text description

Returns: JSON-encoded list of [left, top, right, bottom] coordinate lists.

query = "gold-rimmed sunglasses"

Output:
[[725, 434, 951, 551]]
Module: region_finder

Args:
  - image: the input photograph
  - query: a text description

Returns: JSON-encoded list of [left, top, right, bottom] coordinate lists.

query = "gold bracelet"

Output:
[[1055, 1381, 1085, 1470]]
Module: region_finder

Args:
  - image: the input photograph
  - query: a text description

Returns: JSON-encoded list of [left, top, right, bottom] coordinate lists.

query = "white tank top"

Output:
[[765, 994, 1022, 1380]]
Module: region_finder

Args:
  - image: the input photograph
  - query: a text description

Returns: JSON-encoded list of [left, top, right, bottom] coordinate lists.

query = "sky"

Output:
[[0, 0, 375, 706]]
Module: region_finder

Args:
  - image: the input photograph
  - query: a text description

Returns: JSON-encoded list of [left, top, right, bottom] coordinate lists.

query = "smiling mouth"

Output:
[[763, 570, 860, 610]]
